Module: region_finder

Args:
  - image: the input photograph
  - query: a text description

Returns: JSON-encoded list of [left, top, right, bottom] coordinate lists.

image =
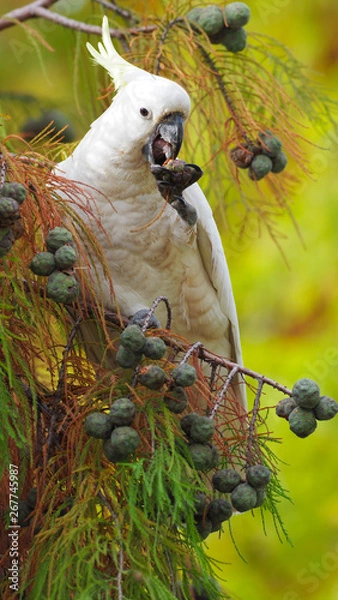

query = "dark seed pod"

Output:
[[313, 396, 338, 421], [248, 154, 273, 180], [180, 413, 200, 437], [137, 365, 168, 390], [212, 468, 242, 493], [186, 5, 224, 37], [26, 488, 37, 510], [130, 309, 161, 330], [0, 228, 14, 257], [46, 227, 73, 253], [29, 251, 56, 276], [116, 345, 142, 369], [0, 197, 20, 224], [46, 271, 79, 303], [246, 465, 271, 488], [54, 245, 77, 270], [276, 397, 297, 419], [193, 492, 207, 517], [291, 377, 320, 409], [172, 363, 197, 387], [207, 498, 233, 524], [288, 406, 317, 438], [163, 386, 188, 414], [142, 336, 167, 360], [189, 414, 215, 443], [230, 144, 255, 168], [0, 182, 27, 204], [120, 324, 146, 353], [84, 412, 112, 439], [231, 482, 257, 512], [109, 397, 136, 426], [103, 426, 140, 463], [18, 500, 32, 527]]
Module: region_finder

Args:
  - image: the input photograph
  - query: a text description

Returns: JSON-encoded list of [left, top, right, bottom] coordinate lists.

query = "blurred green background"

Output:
[[1, 1, 337, 599]]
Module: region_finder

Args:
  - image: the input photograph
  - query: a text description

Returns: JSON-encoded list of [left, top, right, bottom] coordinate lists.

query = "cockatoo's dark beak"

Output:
[[143, 112, 184, 166]]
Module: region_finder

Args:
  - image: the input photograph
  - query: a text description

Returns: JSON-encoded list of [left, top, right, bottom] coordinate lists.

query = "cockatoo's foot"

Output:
[[150, 159, 202, 226]]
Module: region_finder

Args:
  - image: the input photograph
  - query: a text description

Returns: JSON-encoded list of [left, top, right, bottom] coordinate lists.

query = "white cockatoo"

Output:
[[57, 17, 246, 411]]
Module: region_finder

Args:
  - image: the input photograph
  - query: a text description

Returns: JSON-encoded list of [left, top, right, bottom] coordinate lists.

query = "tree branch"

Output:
[[0, 0, 156, 37]]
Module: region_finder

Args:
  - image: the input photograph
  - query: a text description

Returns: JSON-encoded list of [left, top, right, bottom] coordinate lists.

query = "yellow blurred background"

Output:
[[1, 1, 337, 599]]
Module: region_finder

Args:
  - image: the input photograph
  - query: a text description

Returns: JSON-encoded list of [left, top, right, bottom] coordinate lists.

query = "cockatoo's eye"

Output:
[[140, 107, 151, 118]]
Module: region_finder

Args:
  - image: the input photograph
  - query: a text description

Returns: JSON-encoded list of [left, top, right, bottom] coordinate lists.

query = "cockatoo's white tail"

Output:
[[86, 16, 152, 89]]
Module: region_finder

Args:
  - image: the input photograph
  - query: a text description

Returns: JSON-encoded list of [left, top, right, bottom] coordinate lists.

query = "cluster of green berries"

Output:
[[29, 226, 79, 304], [195, 464, 271, 539], [85, 397, 140, 463], [276, 378, 338, 438], [0, 182, 27, 258], [230, 130, 288, 180], [186, 2, 250, 53], [180, 412, 219, 474]]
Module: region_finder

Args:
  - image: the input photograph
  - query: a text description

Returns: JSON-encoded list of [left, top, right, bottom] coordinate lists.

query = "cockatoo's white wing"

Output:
[[183, 182, 245, 406]]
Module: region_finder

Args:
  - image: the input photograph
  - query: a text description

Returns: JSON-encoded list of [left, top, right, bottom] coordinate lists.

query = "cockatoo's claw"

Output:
[[170, 196, 198, 226], [130, 309, 161, 330]]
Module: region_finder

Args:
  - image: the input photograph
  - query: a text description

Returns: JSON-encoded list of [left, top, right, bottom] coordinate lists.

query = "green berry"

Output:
[[255, 488, 267, 507], [29, 251, 56, 276], [0, 197, 20, 223], [46, 271, 79, 303], [189, 414, 215, 443], [46, 227, 73, 253], [224, 2, 251, 29], [188, 443, 215, 471], [109, 397, 136, 426], [172, 363, 197, 387], [313, 396, 338, 421], [103, 426, 140, 463], [271, 150, 288, 173], [120, 324, 146, 353], [180, 413, 200, 437], [210, 444, 220, 468], [0, 228, 14, 256], [276, 397, 297, 419], [197, 5, 224, 36], [246, 465, 271, 488], [138, 365, 167, 390], [212, 468, 242, 493], [84, 412, 112, 439], [231, 483, 257, 512], [258, 130, 282, 158], [291, 378, 320, 409], [142, 336, 167, 360], [116, 345, 142, 369], [193, 492, 207, 516], [163, 386, 188, 414], [54, 245, 77, 270], [221, 26, 247, 52], [207, 498, 233, 524], [288, 406, 317, 438], [195, 517, 212, 540], [0, 182, 27, 204], [185, 7, 205, 26], [248, 154, 273, 180]]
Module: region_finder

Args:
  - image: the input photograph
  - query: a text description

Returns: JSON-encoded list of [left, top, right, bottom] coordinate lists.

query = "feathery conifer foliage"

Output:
[[0, 1, 337, 599]]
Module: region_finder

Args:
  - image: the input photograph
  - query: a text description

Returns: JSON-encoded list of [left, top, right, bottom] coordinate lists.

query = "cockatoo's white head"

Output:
[[86, 17, 191, 165]]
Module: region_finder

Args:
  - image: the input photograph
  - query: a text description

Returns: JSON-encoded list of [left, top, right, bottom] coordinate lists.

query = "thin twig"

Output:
[[155, 18, 184, 75], [199, 46, 252, 145], [0, 1, 156, 37], [246, 378, 264, 467], [54, 315, 83, 403], [94, 0, 137, 23], [0, 154, 7, 187], [142, 295, 172, 331], [179, 341, 204, 365], [209, 365, 240, 420]]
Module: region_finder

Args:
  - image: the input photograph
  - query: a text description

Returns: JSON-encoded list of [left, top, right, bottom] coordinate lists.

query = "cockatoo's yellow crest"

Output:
[[86, 16, 153, 90]]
